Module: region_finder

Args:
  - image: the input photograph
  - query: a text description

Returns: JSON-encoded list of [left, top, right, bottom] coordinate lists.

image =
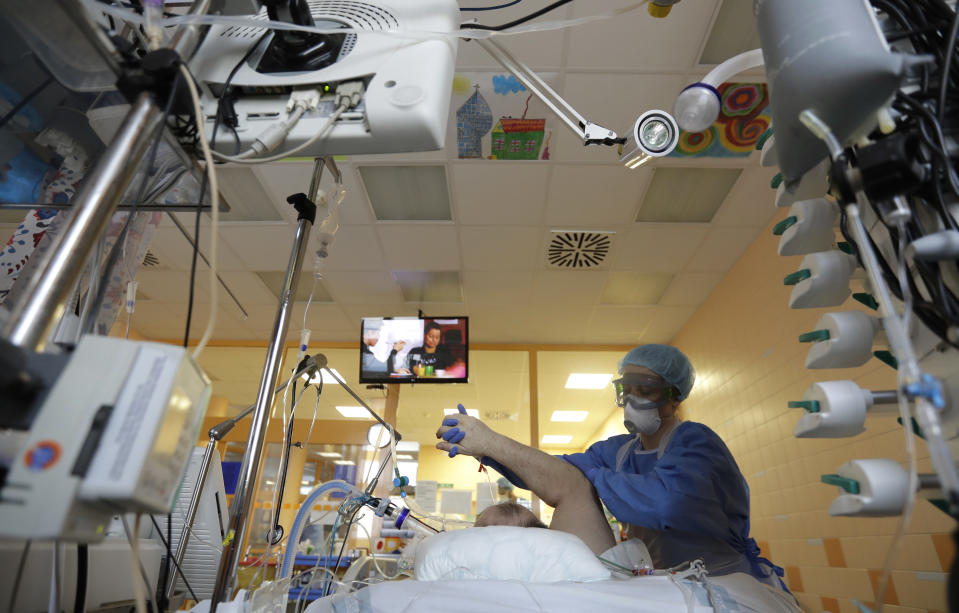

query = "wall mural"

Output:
[[453, 73, 556, 161]]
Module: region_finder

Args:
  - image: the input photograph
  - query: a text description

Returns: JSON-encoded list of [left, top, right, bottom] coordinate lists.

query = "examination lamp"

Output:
[[476, 38, 680, 166], [368, 423, 392, 448], [620, 110, 680, 169]]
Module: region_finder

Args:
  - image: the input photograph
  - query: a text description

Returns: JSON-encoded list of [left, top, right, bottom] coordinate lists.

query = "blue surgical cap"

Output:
[[496, 477, 513, 490], [619, 344, 695, 401]]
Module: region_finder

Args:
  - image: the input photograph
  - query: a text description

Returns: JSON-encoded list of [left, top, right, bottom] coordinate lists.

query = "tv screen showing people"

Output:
[[359, 317, 468, 384]]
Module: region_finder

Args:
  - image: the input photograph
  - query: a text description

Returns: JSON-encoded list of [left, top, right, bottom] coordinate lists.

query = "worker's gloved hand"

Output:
[[436, 404, 495, 458]]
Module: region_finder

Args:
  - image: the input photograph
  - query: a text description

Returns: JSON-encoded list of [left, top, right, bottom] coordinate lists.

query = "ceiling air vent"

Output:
[[142, 250, 160, 267], [546, 231, 613, 269]]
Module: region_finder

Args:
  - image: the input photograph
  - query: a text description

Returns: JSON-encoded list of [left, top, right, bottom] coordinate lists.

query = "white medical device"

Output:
[[0, 335, 211, 541], [187, 0, 460, 156]]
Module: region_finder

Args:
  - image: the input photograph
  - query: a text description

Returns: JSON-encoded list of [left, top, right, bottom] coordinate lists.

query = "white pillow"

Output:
[[413, 526, 611, 583]]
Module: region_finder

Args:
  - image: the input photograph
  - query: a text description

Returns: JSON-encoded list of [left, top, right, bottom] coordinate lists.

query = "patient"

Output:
[[475, 502, 546, 528]]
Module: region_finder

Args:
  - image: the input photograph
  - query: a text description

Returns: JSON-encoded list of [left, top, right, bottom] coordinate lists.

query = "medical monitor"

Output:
[[359, 317, 468, 384]]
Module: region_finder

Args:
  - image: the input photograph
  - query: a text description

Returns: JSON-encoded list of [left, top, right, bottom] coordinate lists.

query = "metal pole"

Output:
[[165, 438, 217, 601], [210, 210, 315, 609], [168, 0, 213, 60], [2, 93, 163, 351]]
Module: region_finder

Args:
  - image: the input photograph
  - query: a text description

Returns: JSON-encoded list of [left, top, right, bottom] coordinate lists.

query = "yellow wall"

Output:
[[672, 209, 954, 613]]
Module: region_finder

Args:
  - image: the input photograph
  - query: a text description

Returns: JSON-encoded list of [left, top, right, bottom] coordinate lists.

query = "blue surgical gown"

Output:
[[484, 421, 783, 587]]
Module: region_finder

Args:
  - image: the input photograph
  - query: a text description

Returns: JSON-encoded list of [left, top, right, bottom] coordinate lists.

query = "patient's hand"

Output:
[[435, 414, 496, 458]]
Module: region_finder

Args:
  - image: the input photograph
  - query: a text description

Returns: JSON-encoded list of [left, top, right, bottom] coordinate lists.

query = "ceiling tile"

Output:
[[450, 163, 549, 225], [710, 164, 781, 228], [460, 226, 542, 270], [136, 269, 209, 303], [393, 271, 463, 303], [321, 225, 387, 271], [256, 271, 333, 302], [321, 271, 404, 304], [585, 305, 659, 345], [567, 1, 719, 72], [530, 269, 608, 305], [608, 224, 709, 272], [660, 271, 724, 306], [601, 272, 674, 305], [461, 270, 535, 306], [699, 0, 761, 65], [455, 4, 571, 70], [216, 270, 284, 306], [545, 164, 651, 226], [685, 227, 760, 272], [218, 223, 302, 271], [638, 306, 698, 343], [637, 168, 743, 223], [147, 222, 246, 272], [360, 166, 451, 221], [216, 167, 284, 222], [252, 161, 374, 225], [375, 224, 461, 270]]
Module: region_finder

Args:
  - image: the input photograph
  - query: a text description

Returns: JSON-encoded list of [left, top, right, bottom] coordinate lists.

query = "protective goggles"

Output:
[[612, 373, 673, 407]]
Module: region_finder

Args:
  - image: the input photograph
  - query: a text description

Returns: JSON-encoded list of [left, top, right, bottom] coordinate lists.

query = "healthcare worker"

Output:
[[436, 344, 787, 591]]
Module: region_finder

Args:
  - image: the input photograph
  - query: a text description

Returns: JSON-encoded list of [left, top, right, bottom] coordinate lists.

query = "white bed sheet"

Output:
[[303, 574, 801, 613]]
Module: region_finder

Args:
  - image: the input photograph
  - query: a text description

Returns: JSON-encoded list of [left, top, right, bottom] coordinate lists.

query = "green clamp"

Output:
[[788, 400, 820, 413], [821, 473, 860, 495], [852, 293, 879, 311], [771, 173, 784, 189], [755, 128, 774, 151], [837, 241, 856, 255], [773, 216, 798, 236], [874, 350, 899, 369], [798, 329, 830, 343], [784, 269, 811, 286], [896, 416, 926, 440]]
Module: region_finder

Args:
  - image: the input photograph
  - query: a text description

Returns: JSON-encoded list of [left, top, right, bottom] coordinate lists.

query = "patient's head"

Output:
[[475, 502, 547, 528]]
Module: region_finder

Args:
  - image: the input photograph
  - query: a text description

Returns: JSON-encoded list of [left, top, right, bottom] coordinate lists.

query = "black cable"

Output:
[[461, 0, 573, 30], [325, 507, 360, 597], [148, 515, 200, 603], [74, 544, 88, 613], [0, 76, 53, 133], [938, 3, 959, 123], [8, 540, 30, 613], [182, 34, 266, 346], [461, 0, 523, 11]]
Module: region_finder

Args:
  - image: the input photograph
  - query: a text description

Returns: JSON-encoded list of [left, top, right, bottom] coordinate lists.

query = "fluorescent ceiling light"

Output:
[[316, 451, 342, 458], [396, 441, 420, 452], [308, 368, 344, 386], [301, 480, 311, 485], [334, 460, 356, 466], [360, 165, 452, 221], [541, 435, 573, 445], [397, 454, 415, 460], [564, 373, 614, 389], [637, 168, 742, 223], [336, 406, 372, 418], [444, 407, 480, 418], [551, 410, 589, 422], [264, 480, 275, 486]]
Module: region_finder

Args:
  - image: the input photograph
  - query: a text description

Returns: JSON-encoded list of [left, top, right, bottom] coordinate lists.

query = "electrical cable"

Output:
[[179, 63, 220, 360], [49, 541, 61, 613], [325, 506, 361, 596], [148, 514, 200, 603], [0, 76, 53, 132], [938, 4, 959, 124], [74, 543, 88, 613], [208, 103, 346, 164], [8, 540, 30, 613], [123, 515, 152, 613], [461, 0, 573, 30], [460, 0, 523, 11]]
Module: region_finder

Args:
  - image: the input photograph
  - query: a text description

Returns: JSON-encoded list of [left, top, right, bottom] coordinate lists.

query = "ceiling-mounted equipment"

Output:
[[188, 0, 460, 156], [546, 231, 613, 269]]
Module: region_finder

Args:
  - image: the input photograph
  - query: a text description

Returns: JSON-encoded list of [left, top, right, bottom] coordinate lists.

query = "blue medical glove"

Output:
[[457, 404, 468, 414], [443, 418, 459, 427], [442, 428, 466, 444], [449, 446, 459, 458]]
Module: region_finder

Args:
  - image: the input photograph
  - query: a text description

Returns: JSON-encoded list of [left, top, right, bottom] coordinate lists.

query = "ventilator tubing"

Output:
[[280, 480, 365, 579]]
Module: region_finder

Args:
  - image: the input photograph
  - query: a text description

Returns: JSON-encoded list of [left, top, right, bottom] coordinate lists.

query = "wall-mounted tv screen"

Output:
[[359, 316, 468, 384]]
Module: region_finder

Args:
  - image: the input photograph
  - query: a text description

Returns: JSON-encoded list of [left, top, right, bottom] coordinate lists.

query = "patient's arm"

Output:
[[437, 416, 614, 554]]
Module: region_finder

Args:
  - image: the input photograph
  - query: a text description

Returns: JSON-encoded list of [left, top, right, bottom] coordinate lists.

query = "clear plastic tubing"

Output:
[[279, 480, 365, 579]]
